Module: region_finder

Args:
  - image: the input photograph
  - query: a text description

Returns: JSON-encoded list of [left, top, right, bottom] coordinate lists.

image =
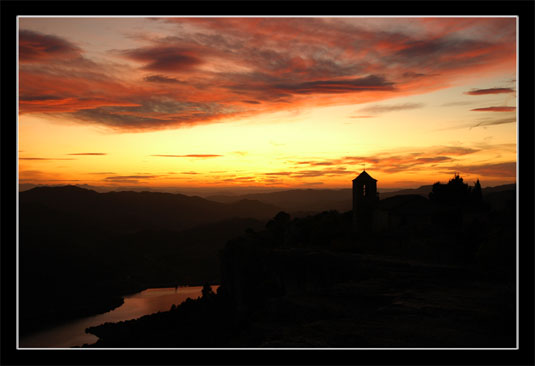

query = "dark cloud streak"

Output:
[[19, 157, 76, 160], [471, 117, 516, 128], [273, 75, 395, 95], [358, 103, 424, 115], [143, 75, 182, 83], [19, 30, 81, 62], [471, 106, 516, 112], [151, 154, 222, 158], [67, 153, 107, 156], [465, 88, 515, 95], [119, 46, 202, 72]]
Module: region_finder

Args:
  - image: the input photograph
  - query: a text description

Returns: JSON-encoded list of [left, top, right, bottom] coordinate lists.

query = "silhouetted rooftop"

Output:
[[353, 170, 377, 182]]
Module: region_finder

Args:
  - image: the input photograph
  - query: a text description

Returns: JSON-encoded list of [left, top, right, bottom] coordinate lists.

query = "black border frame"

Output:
[[2, 1, 533, 365]]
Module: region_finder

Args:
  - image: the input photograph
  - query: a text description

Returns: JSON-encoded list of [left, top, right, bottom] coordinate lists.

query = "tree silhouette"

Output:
[[472, 179, 482, 203], [429, 174, 473, 205], [266, 211, 291, 244], [202, 283, 215, 300]]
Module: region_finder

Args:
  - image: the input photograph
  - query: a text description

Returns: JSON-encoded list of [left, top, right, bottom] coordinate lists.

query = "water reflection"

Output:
[[19, 285, 218, 348]]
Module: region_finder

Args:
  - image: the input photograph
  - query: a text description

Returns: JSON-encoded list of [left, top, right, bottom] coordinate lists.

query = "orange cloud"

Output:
[[290, 146, 482, 176], [442, 162, 516, 178]]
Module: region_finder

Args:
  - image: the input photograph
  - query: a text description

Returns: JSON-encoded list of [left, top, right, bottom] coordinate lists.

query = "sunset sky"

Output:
[[18, 17, 517, 192]]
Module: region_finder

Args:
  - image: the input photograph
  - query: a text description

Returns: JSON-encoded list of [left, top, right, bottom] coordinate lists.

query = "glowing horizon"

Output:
[[18, 17, 517, 190]]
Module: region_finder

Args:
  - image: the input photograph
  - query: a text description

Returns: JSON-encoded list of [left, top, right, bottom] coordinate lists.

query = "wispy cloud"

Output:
[[222, 176, 256, 182], [103, 175, 161, 183], [272, 75, 395, 95], [19, 30, 81, 62], [465, 87, 515, 95], [287, 143, 515, 179], [143, 74, 182, 83], [440, 101, 477, 107], [151, 154, 222, 158], [19, 157, 76, 160], [67, 153, 107, 156], [471, 106, 516, 112], [263, 167, 348, 179], [288, 145, 484, 176], [431, 146, 480, 156], [117, 46, 202, 72], [105, 175, 160, 179], [471, 117, 516, 128], [357, 103, 424, 115], [442, 162, 516, 177]]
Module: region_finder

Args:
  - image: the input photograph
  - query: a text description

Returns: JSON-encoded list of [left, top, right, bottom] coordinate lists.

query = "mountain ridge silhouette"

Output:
[[206, 183, 515, 213], [20, 185, 282, 231]]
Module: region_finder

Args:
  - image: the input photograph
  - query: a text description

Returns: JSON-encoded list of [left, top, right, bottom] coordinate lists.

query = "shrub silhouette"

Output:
[[202, 283, 215, 300], [429, 174, 482, 206]]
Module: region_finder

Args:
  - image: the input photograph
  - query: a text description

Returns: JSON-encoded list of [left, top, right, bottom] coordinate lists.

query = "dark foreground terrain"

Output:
[[87, 249, 515, 348], [20, 178, 516, 347], [85, 180, 516, 348]]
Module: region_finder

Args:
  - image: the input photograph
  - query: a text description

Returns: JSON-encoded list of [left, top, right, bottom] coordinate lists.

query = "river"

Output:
[[19, 285, 218, 348]]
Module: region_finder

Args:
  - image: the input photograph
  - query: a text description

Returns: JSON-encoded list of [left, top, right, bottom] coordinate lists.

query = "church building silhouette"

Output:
[[352, 170, 379, 231]]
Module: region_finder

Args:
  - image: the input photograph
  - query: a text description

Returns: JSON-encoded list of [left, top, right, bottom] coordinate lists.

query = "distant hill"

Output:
[[378, 185, 434, 199], [19, 183, 516, 222], [482, 183, 516, 194], [20, 185, 281, 232], [206, 183, 516, 214], [483, 185, 516, 212], [19, 183, 118, 193], [19, 185, 275, 335], [207, 189, 353, 214]]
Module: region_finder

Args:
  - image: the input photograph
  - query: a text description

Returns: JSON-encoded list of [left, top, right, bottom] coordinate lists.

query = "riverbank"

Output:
[[20, 280, 220, 341], [20, 285, 217, 348], [19, 292, 125, 339]]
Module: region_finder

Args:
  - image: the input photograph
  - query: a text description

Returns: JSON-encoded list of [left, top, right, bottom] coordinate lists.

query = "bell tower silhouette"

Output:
[[352, 170, 378, 231]]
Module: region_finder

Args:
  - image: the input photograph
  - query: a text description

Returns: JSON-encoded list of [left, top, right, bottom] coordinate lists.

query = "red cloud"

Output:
[[19, 30, 81, 62], [144, 75, 182, 83], [19, 97, 140, 114], [119, 46, 202, 72], [18, 18, 517, 131]]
